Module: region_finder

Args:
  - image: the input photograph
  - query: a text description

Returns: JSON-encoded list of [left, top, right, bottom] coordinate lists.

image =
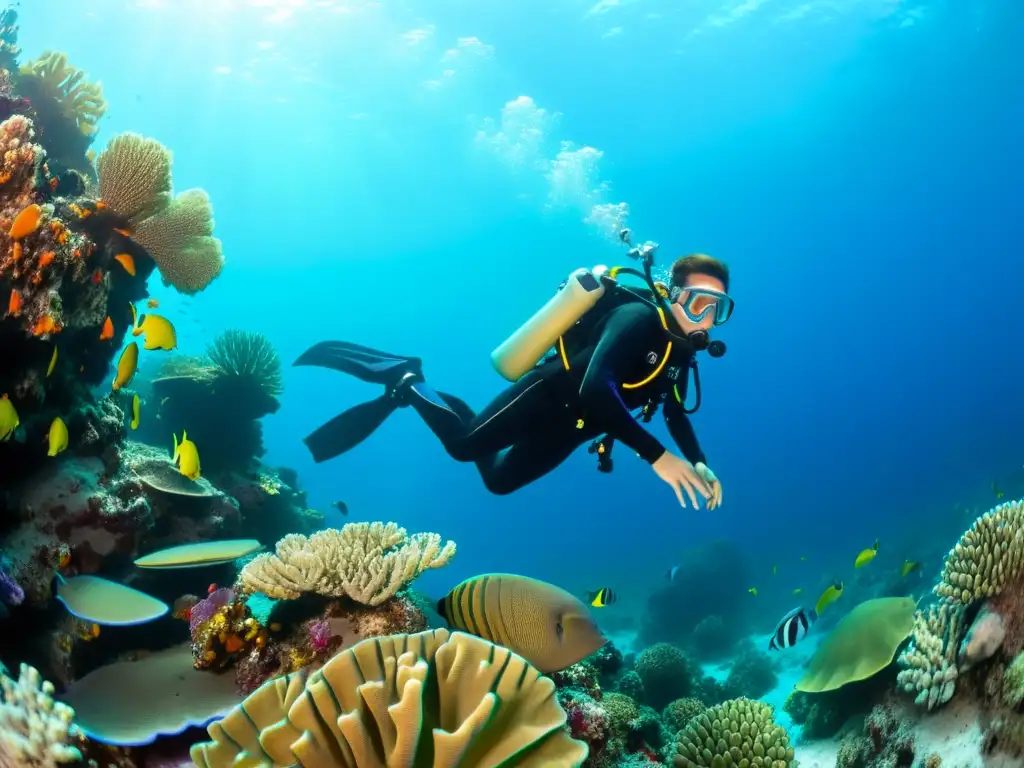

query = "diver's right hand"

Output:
[[652, 452, 712, 509]]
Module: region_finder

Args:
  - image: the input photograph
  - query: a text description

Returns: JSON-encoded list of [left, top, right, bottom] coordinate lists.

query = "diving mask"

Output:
[[672, 287, 734, 326]]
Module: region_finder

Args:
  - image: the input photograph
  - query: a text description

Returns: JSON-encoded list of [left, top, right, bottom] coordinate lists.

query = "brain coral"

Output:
[[635, 643, 693, 709], [190, 627, 587, 767], [671, 698, 795, 768]]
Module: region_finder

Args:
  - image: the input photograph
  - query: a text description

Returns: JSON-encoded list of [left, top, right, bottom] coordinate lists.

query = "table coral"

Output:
[[236, 522, 456, 605], [0, 662, 83, 768]]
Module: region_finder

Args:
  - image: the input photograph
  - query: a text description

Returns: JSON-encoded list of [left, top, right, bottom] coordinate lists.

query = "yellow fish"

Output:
[[173, 431, 201, 480], [748, 587, 758, 597], [130, 394, 141, 430], [772, 565, 778, 575], [0, 394, 19, 441], [792, 588, 803, 595], [800, 556, 807, 561], [900, 560, 921, 578], [814, 581, 843, 615], [112, 342, 139, 391], [130, 304, 176, 351], [47, 346, 58, 377], [993, 481, 1004, 500], [47, 416, 68, 456], [854, 539, 879, 569], [587, 588, 616, 608]]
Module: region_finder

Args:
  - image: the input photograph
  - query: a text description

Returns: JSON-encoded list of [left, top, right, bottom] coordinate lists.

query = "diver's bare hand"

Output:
[[695, 462, 723, 510], [652, 452, 712, 509]]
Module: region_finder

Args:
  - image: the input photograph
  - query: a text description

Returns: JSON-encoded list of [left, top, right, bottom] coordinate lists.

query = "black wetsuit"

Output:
[[405, 301, 707, 495]]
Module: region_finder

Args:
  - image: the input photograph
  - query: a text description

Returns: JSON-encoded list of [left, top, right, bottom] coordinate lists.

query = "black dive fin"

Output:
[[294, 341, 421, 386], [303, 394, 399, 463]]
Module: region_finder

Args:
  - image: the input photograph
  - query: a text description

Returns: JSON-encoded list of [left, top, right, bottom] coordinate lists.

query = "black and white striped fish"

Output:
[[768, 606, 817, 651]]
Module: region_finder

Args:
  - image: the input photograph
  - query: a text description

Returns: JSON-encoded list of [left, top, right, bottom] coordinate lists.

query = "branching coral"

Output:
[[670, 698, 794, 768], [190, 628, 588, 767], [936, 500, 1024, 605], [896, 602, 964, 710], [237, 522, 456, 605], [0, 663, 83, 767], [207, 329, 283, 398], [18, 51, 106, 137]]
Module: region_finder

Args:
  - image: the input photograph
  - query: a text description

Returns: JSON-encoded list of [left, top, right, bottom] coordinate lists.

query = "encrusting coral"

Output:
[[237, 522, 456, 605], [936, 499, 1024, 605], [897, 602, 964, 710], [670, 697, 794, 768], [190, 627, 588, 768], [0, 663, 83, 767]]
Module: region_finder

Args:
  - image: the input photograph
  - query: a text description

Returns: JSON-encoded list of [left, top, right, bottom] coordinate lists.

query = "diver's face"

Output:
[[671, 274, 727, 334]]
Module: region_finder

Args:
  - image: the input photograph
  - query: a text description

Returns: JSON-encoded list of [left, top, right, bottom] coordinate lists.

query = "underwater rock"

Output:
[[724, 641, 778, 699], [219, 467, 323, 546]]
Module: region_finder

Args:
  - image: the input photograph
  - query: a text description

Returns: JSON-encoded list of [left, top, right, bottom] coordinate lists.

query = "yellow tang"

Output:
[[130, 303, 176, 351], [815, 580, 844, 615], [0, 393, 18, 441], [130, 394, 141, 430], [47, 346, 58, 377], [47, 416, 68, 456], [173, 431, 201, 481], [854, 539, 879, 569], [900, 560, 920, 578], [112, 342, 139, 391]]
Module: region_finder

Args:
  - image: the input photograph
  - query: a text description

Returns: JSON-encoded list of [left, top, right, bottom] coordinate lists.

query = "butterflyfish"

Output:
[[814, 581, 844, 615], [0, 394, 19, 441], [47, 416, 68, 456], [172, 431, 201, 481], [132, 310, 177, 351], [112, 342, 139, 391], [437, 573, 606, 673], [130, 394, 140, 430], [854, 539, 879, 569], [587, 587, 617, 608], [769, 606, 817, 651], [113, 253, 136, 276], [748, 587, 758, 597], [47, 346, 58, 377], [900, 560, 921, 578], [99, 316, 114, 341]]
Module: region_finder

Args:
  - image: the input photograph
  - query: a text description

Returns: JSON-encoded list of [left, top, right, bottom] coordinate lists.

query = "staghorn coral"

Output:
[[133, 188, 223, 294], [670, 697, 794, 768], [207, 329, 283, 398], [237, 522, 456, 605], [0, 663, 83, 768], [95, 132, 171, 223], [190, 627, 588, 767], [936, 499, 1024, 605], [18, 51, 106, 137], [897, 602, 964, 710]]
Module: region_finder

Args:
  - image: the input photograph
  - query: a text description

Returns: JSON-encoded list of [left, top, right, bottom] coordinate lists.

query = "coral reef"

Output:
[[897, 602, 964, 710], [662, 697, 706, 733], [236, 522, 456, 605], [0, 662, 83, 767], [670, 697, 795, 767], [634, 643, 694, 709], [725, 643, 778, 699], [936, 499, 1023, 605]]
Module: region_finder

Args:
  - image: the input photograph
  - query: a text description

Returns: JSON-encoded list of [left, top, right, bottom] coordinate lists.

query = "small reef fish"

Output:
[[333, 500, 349, 516], [112, 342, 139, 391], [666, 565, 681, 582], [854, 540, 879, 569], [99, 316, 114, 341], [38, 251, 55, 268], [748, 587, 758, 597], [437, 573, 607, 673], [130, 303, 177, 351], [91, 270, 103, 285], [7, 289, 21, 316], [792, 588, 804, 595], [173, 431, 201, 480], [46, 417, 68, 456], [993, 481, 1004, 500], [72, 621, 101, 641], [769, 606, 817, 651], [0, 394, 19, 441], [172, 594, 200, 621], [814, 580, 844, 615], [47, 346, 58, 377], [900, 560, 921, 578], [113, 253, 136, 276], [32, 315, 58, 336], [587, 588, 617, 608], [208, 583, 218, 595], [130, 394, 140, 430], [147, 298, 159, 308], [9, 203, 43, 239], [772, 565, 778, 575]]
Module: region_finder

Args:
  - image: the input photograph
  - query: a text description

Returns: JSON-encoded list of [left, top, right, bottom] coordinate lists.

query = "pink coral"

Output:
[[189, 588, 234, 635], [308, 619, 330, 651]]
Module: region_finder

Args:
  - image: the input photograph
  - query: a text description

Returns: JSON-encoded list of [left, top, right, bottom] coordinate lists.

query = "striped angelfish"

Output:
[[768, 606, 818, 651]]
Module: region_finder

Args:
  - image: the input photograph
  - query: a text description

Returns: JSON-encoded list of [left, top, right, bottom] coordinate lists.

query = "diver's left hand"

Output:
[[694, 463, 723, 510]]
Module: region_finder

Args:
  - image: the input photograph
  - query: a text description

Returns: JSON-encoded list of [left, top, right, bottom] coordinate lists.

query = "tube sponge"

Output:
[[0, 663, 83, 767], [670, 697, 795, 768], [936, 499, 1024, 605], [132, 188, 224, 295]]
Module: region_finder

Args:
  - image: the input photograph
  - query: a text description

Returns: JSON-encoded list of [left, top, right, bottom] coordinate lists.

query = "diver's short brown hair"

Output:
[[670, 253, 730, 293]]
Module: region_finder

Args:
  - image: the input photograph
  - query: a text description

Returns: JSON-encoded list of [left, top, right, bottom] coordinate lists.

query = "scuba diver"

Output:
[[295, 232, 733, 508]]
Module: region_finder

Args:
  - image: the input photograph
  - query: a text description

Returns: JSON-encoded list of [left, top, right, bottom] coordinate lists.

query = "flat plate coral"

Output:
[[134, 539, 262, 569], [55, 574, 168, 625]]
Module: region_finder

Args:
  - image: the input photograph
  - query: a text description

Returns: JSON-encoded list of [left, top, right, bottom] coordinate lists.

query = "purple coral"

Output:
[[308, 619, 331, 651], [189, 588, 233, 635], [0, 559, 24, 607]]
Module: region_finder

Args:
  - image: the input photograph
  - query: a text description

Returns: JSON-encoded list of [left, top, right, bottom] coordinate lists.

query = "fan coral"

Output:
[[190, 628, 588, 767], [236, 522, 456, 605], [670, 698, 794, 768], [897, 602, 964, 710], [207, 329, 283, 398], [0, 663, 83, 767], [95, 132, 171, 223], [133, 189, 223, 294], [936, 500, 1024, 605]]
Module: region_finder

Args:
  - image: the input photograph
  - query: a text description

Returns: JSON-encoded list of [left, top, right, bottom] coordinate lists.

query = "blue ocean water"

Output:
[[22, 0, 1023, 633]]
